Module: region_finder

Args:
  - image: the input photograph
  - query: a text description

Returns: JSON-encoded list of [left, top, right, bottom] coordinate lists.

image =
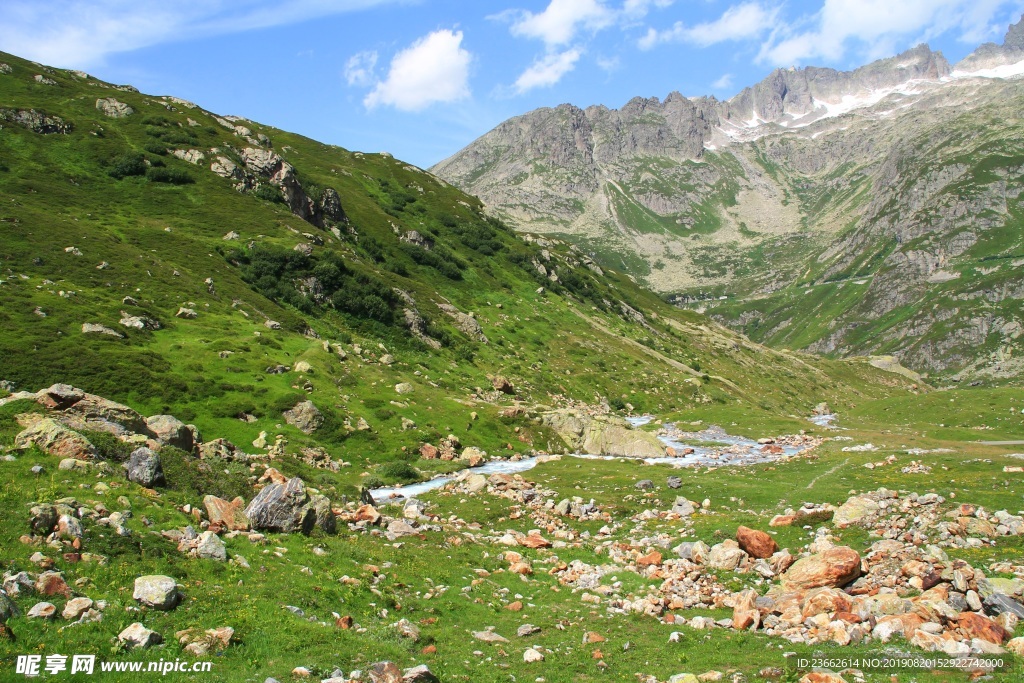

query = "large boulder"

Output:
[[14, 418, 95, 459], [283, 400, 323, 434], [543, 409, 664, 458], [133, 575, 181, 610], [63, 393, 151, 435], [736, 526, 779, 559], [244, 477, 333, 535], [126, 447, 165, 488], [780, 546, 862, 591], [833, 496, 881, 528], [145, 415, 195, 452], [203, 495, 250, 531]]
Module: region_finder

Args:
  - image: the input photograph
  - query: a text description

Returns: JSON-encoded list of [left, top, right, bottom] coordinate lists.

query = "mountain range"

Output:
[[432, 16, 1024, 382]]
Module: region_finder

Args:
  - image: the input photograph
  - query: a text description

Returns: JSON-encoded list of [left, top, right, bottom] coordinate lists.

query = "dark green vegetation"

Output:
[[0, 51, 1020, 683]]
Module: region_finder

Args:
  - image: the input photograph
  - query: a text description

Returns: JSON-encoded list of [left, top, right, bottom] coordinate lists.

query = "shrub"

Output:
[[143, 142, 168, 156], [147, 167, 194, 184], [82, 430, 134, 462], [108, 152, 146, 179], [376, 460, 420, 483], [160, 447, 251, 501], [253, 184, 284, 203]]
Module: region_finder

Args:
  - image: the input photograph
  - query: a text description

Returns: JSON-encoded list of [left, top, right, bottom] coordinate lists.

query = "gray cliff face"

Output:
[[432, 17, 1024, 378]]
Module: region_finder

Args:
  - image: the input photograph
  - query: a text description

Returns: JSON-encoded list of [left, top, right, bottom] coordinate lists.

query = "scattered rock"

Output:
[[62, 597, 94, 620], [133, 575, 180, 610], [195, 531, 227, 561], [27, 602, 57, 619], [119, 622, 162, 649], [126, 447, 165, 488]]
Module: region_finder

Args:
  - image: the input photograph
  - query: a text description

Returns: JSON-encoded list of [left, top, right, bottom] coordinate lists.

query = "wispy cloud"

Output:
[[507, 0, 615, 47], [514, 48, 583, 92], [639, 2, 780, 50], [344, 50, 378, 86], [711, 73, 734, 90], [0, 0, 403, 68], [758, 0, 1015, 66], [364, 29, 472, 111]]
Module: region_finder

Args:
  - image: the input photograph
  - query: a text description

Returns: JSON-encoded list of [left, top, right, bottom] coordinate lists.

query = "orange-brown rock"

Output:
[[35, 572, 71, 598], [733, 609, 760, 630], [736, 526, 778, 559], [203, 495, 250, 531], [801, 588, 853, 618], [258, 467, 287, 485], [781, 546, 861, 591], [958, 612, 1009, 644], [419, 443, 438, 459], [770, 514, 797, 527], [506, 601, 523, 612], [799, 673, 847, 683], [637, 551, 663, 567], [509, 562, 532, 575], [336, 615, 353, 629], [520, 533, 551, 549], [585, 631, 606, 643], [353, 504, 381, 525]]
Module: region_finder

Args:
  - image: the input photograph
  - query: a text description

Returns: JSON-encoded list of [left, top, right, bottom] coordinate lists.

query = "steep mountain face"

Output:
[[432, 19, 1024, 381]]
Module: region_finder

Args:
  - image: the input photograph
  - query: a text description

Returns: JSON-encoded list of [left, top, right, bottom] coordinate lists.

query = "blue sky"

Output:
[[2, 0, 1023, 168]]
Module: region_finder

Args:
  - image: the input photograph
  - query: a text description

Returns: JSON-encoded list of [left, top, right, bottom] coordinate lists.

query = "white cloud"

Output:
[[509, 0, 615, 46], [344, 50, 378, 86], [639, 2, 779, 50], [0, 0, 402, 68], [758, 0, 1015, 66], [514, 48, 582, 92], [622, 0, 675, 20], [364, 29, 472, 111], [712, 73, 734, 89]]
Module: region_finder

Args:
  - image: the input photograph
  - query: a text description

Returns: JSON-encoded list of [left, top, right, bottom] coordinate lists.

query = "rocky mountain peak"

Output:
[[1003, 14, 1024, 50], [955, 14, 1024, 73]]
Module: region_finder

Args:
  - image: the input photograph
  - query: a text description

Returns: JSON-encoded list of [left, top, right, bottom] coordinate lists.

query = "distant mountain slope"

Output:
[[0, 50, 913, 485], [432, 17, 1024, 382]]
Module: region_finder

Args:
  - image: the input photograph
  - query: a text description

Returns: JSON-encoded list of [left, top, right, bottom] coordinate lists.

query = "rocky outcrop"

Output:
[[237, 148, 344, 228], [95, 98, 133, 118], [244, 477, 334, 535], [14, 418, 96, 459], [542, 410, 664, 458], [0, 108, 72, 134]]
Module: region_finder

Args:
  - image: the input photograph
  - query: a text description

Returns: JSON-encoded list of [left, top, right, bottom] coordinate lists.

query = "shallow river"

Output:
[[370, 415, 812, 502]]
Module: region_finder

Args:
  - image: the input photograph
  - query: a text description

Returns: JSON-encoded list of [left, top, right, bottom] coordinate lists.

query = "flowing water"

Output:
[[370, 415, 815, 502]]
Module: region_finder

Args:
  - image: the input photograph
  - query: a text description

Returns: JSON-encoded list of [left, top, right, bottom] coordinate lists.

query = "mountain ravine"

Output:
[[432, 17, 1024, 382]]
